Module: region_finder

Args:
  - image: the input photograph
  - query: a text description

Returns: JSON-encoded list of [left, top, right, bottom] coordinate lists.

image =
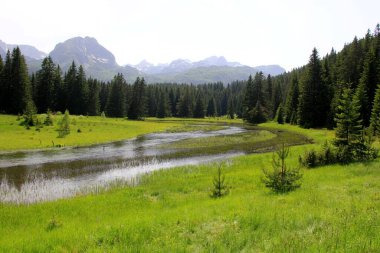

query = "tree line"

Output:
[[242, 24, 380, 138], [0, 52, 247, 120]]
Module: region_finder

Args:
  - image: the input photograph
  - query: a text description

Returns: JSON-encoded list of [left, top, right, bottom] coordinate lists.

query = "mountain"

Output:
[[145, 65, 261, 84], [49, 37, 140, 82], [0, 40, 47, 60], [1, 37, 286, 83], [254, 65, 286, 76]]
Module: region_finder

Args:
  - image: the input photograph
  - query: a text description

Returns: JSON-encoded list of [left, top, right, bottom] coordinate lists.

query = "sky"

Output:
[[1, 0, 379, 71]]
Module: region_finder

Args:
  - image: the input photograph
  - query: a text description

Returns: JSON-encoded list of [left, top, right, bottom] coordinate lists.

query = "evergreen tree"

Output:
[[87, 78, 100, 116], [176, 88, 193, 117], [0, 55, 4, 112], [9, 47, 34, 114], [227, 97, 235, 119], [73, 65, 89, 115], [54, 65, 65, 113], [106, 74, 127, 117], [128, 77, 146, 120], [275, 103, 284, 124], [284, 74, 299, 124], [99, 83, 109, 113], [0, 51, 12, 112], [243, 72, 268, 123], [156, 90, 170, 118], [370, 84, 380, 136], [193, 94, 205, 118], [35, 56, 56, 112], [58, 109, 70, 137], [334, 88, 362, 147], [298, 48, 329, 128], [65, 62, 78, 113], [206, 97, 217, 117], [354, 81, 370, 126]]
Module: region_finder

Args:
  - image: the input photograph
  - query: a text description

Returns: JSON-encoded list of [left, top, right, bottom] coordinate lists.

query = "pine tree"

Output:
[[54, 65, 65, 113], [370, 84, 380, 136], [106, 74, 127, 117], [87, 78, 100, 116], [128, 77, 146, 120], [35, 56, 56, 112], [227, 97, 234, 119], [284, 74, 299, 124], [334, 88, 362, 147], [298, 48, 329, 128], [176, 88, 193, 118], [65, 62, 78, 114], [156, 90, 170, 118], [0, 51, 11, 112], [9, 47, 34, 114], [193, 94, 205, 118], [74, 65, 89, 115], [354, 81, 370, 126], [0, 54, 4, 112], [275, 103, 284, 124], [58, 109, 70, 137], [206, 97, 217, 117]]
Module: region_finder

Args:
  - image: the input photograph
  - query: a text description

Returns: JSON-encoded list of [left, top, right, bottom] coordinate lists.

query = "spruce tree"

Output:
[[370, 84, 380, 136], [106, 74, 127, 117], [206, 97, 217, 117], [193, 94, 205, 118], [0, 51, 12, 112], [334, 88, 362, 147], [35, 56, 56, 112], [156, 90, 170, 118], [176, 88, 193, 118], [275, 103, 284, 124], [284, 74, 299, 124], [298, 48, 329, 128], [128, 77, 146, 120], [0, 55, 4, 112], [9, 47, 34, 114], [87, 78, 100, 116], [54, 65, 65, 113], [65, 62, 78, 114], [74, 65, 89, 115]]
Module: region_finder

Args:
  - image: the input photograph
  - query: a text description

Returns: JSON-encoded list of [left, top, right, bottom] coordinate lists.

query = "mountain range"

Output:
[[0, 37, 285, 84]]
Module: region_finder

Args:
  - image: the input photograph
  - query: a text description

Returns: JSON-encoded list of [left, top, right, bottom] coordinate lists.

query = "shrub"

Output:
[[300, 149, 318, 168], [262, 144, 302, 193], [44, 109, 54, 126], [58, 109, 70, 138], [211, 164, 229, 198]]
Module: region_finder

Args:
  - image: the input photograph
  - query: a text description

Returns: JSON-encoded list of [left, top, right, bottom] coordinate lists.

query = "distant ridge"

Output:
[[0, 37, 286, 83]]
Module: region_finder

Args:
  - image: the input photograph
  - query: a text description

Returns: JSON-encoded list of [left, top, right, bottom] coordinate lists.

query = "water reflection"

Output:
[[0, 126, 246, 203]]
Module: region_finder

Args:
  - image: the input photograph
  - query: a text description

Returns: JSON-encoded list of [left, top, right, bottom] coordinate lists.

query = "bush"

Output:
[[58, 109, 70, 138], [211, 164, 229, 198], [262, 144, 302, 193], [44, 109, 54, 126]]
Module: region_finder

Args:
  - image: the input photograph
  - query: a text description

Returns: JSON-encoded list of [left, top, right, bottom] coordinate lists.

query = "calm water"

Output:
[[0, 126, 246, 204]]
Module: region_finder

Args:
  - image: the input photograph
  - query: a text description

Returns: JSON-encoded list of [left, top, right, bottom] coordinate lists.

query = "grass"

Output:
[[0, 120, 379, 252], [0, 114, 181, 151]]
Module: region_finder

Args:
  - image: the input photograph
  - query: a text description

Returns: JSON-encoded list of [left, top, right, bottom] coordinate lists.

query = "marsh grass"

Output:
[[0, 120, 379, 252]]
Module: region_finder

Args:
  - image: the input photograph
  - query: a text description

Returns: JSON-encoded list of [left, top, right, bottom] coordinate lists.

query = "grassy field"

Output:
[[0, 119, 379, 252], [0, 114, 184, 151]]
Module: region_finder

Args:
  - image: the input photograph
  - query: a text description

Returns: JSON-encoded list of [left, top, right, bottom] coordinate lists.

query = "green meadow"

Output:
[[0, 116, 379, 252]]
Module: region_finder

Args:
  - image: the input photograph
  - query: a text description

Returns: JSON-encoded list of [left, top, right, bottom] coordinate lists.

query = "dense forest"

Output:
[[0, 25, 379, 136]]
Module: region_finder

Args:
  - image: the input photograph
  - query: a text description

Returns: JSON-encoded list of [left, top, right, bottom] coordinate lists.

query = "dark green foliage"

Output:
[[246, 101, 267, 124], [299, 142, 336, 168], [58, 110, 70, 138], [128, 77, 146, 120], [106, 74, 127, 118], [22, 100, 37, 127], [262, 144, 302, 193], [156, 90, 170, 118], [275, 103, 284, 124], [370, 84, 380, 136], [176, 88, 193, 118], [87, 78, 100, 116], [193, 94, 205, 118], [210, 164, 229, 198], [334, 88, 363, 147], [284, 74, 299, 124], [227, 98, 234, 119], [35, 57, 56, 113], [243, 72, 269, 123], [298, 48, 330, 128], [206, 97, 217, 117], [44, 109, 54, 126]]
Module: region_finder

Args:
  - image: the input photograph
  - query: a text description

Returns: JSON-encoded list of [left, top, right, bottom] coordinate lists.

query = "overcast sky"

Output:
[[1, 0, 379, 70]]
